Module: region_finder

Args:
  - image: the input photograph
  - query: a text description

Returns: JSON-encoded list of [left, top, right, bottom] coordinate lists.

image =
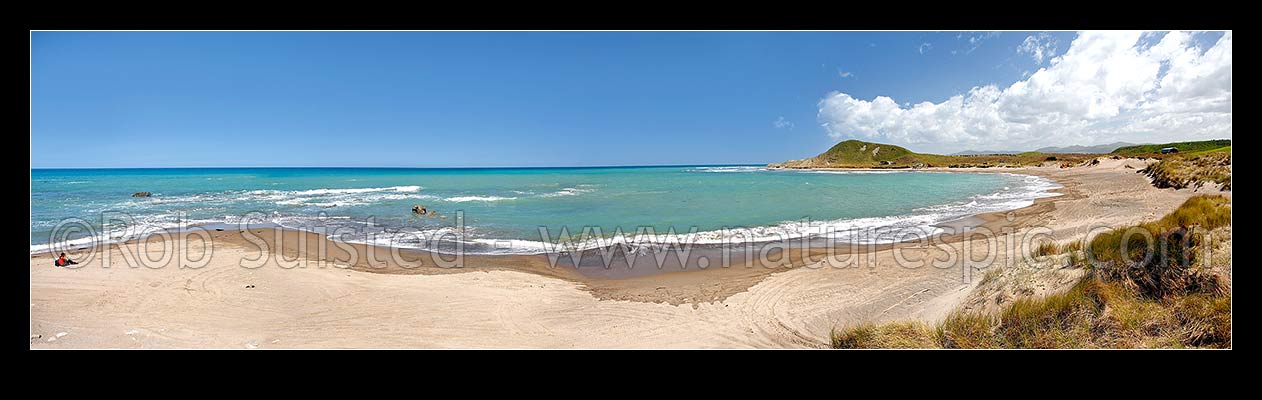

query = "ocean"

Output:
[[30, 166, 1060, 254]]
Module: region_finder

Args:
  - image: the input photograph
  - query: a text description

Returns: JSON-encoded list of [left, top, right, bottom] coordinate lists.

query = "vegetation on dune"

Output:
[[831, 195, 1232, 349], [1141, 151, 1232, 191], [1112, 139, 1231, 155], [830, 322, 941, 349], [1089, 195, 1230, 300], [771, 140, 1099, 169]]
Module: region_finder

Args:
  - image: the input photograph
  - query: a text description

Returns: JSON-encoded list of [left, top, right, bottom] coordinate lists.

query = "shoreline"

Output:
[[30, 166, 1061, 256], [32, 168, 1069, 306], [31, 156, 1222, 348]]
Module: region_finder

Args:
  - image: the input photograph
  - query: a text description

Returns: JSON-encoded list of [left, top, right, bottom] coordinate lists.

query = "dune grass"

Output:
[[1033, 241, 1061, 257], [830, 322, 942, 349], [835, 275, 1231, 349], [831, 195, 1232, 349], [1140, 151, 1232, 191]]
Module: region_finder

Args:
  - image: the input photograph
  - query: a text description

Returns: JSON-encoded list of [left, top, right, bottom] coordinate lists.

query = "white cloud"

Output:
[[918, 42, 932, 54], [1018, 32, 1059, 64], [818, 31, 1231, 153], [961, 31, 1000, 54], [773, 116, 795, 129], [838, 70, 854, 78]]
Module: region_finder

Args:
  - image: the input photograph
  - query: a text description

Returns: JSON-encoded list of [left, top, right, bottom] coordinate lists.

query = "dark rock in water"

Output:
[[411, 205, 428, 214], [427, 210, 437, 216], [132, 192, 152, 197]]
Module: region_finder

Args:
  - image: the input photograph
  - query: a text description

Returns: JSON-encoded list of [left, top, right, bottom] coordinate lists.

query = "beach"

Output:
[[29, 158, 1223, 348]]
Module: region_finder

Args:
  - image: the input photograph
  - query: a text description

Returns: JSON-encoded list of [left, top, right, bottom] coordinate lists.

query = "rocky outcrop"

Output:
[[132, 192, 151, 197], [767, 156, 829, 169], [413, 205, 443, 217]]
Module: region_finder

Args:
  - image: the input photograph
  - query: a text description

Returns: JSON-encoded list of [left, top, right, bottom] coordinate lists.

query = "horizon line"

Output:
[[29, 162, 770, 171]]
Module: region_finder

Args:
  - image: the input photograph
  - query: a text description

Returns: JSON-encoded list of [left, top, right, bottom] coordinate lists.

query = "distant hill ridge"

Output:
[[1036, 142, 1139, 154]]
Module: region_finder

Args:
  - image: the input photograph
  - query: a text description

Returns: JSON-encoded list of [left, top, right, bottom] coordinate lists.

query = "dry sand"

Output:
[[29, 157, 1223, 348]]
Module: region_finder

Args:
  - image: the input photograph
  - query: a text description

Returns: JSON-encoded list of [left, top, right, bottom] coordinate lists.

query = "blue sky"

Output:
[[30, 31, 1230, 168]]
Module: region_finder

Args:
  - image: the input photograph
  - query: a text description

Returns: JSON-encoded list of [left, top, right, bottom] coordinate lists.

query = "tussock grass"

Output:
[[939, 311, 998, 349], [978, 267, 1004, 286], [1033, 241, 1061, 257], [1141, 151, 1232, 191], [830, 322, 941, 349], [1030, 239, 1085, 265], [1172, 294, 1233, 347], [994, 279, 1103, 348], [1089, 196, 1230, 299], [1089, 196, 1230, 264], [1064, 240, 1083, 253], [834, 276, 1232, 349], [830, 195, 1231, 348]]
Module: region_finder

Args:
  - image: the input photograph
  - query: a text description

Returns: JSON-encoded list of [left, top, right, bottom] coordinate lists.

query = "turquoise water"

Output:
[[29, 166, 1058, 254]]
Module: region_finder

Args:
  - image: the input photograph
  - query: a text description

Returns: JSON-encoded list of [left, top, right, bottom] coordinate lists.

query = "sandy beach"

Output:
[[29, 157, 1224, 348]]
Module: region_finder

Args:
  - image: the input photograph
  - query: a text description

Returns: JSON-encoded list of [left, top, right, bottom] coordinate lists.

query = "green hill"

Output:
[[1112, 139, 1231, 155], [770, 139, 1097, 169], [817, 140, 915, 164]]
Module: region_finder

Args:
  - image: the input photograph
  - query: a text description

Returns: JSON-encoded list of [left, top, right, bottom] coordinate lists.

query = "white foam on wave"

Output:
[[799, 169, 910, 174], [445, 195, 518, 202], [289, 186, 421, 196], [29, 214, 223, 254], [350, 173, 1064, 255], [538, 186, 594, 198], [689, 166, 766, 173], [33, 173, 1063, 256], [144, 186, 427, 207]]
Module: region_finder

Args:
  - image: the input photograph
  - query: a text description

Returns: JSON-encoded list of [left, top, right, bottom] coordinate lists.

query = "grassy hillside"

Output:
[[816, 140, 915, 164], [1142, 151, 1232, 191], [771, 139, 1098, 169], [831, 195, 1232, 349], [1112, 139, 1231, 155]]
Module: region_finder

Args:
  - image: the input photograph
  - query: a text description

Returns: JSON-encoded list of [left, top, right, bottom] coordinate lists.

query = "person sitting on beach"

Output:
[[55, 253, 78, 267]]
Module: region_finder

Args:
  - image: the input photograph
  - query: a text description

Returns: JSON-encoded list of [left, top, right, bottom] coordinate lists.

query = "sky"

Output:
[[30, 31, 1231, 168]]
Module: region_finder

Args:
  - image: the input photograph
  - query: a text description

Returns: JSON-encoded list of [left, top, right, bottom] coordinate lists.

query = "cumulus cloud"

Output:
[[818, 31, 1232, 153], [918, 42, 932, 54], [773, 116, 795, 129]]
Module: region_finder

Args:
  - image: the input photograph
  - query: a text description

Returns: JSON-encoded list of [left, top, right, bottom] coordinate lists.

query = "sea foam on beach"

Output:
[[30, 166, 1059, 255]]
